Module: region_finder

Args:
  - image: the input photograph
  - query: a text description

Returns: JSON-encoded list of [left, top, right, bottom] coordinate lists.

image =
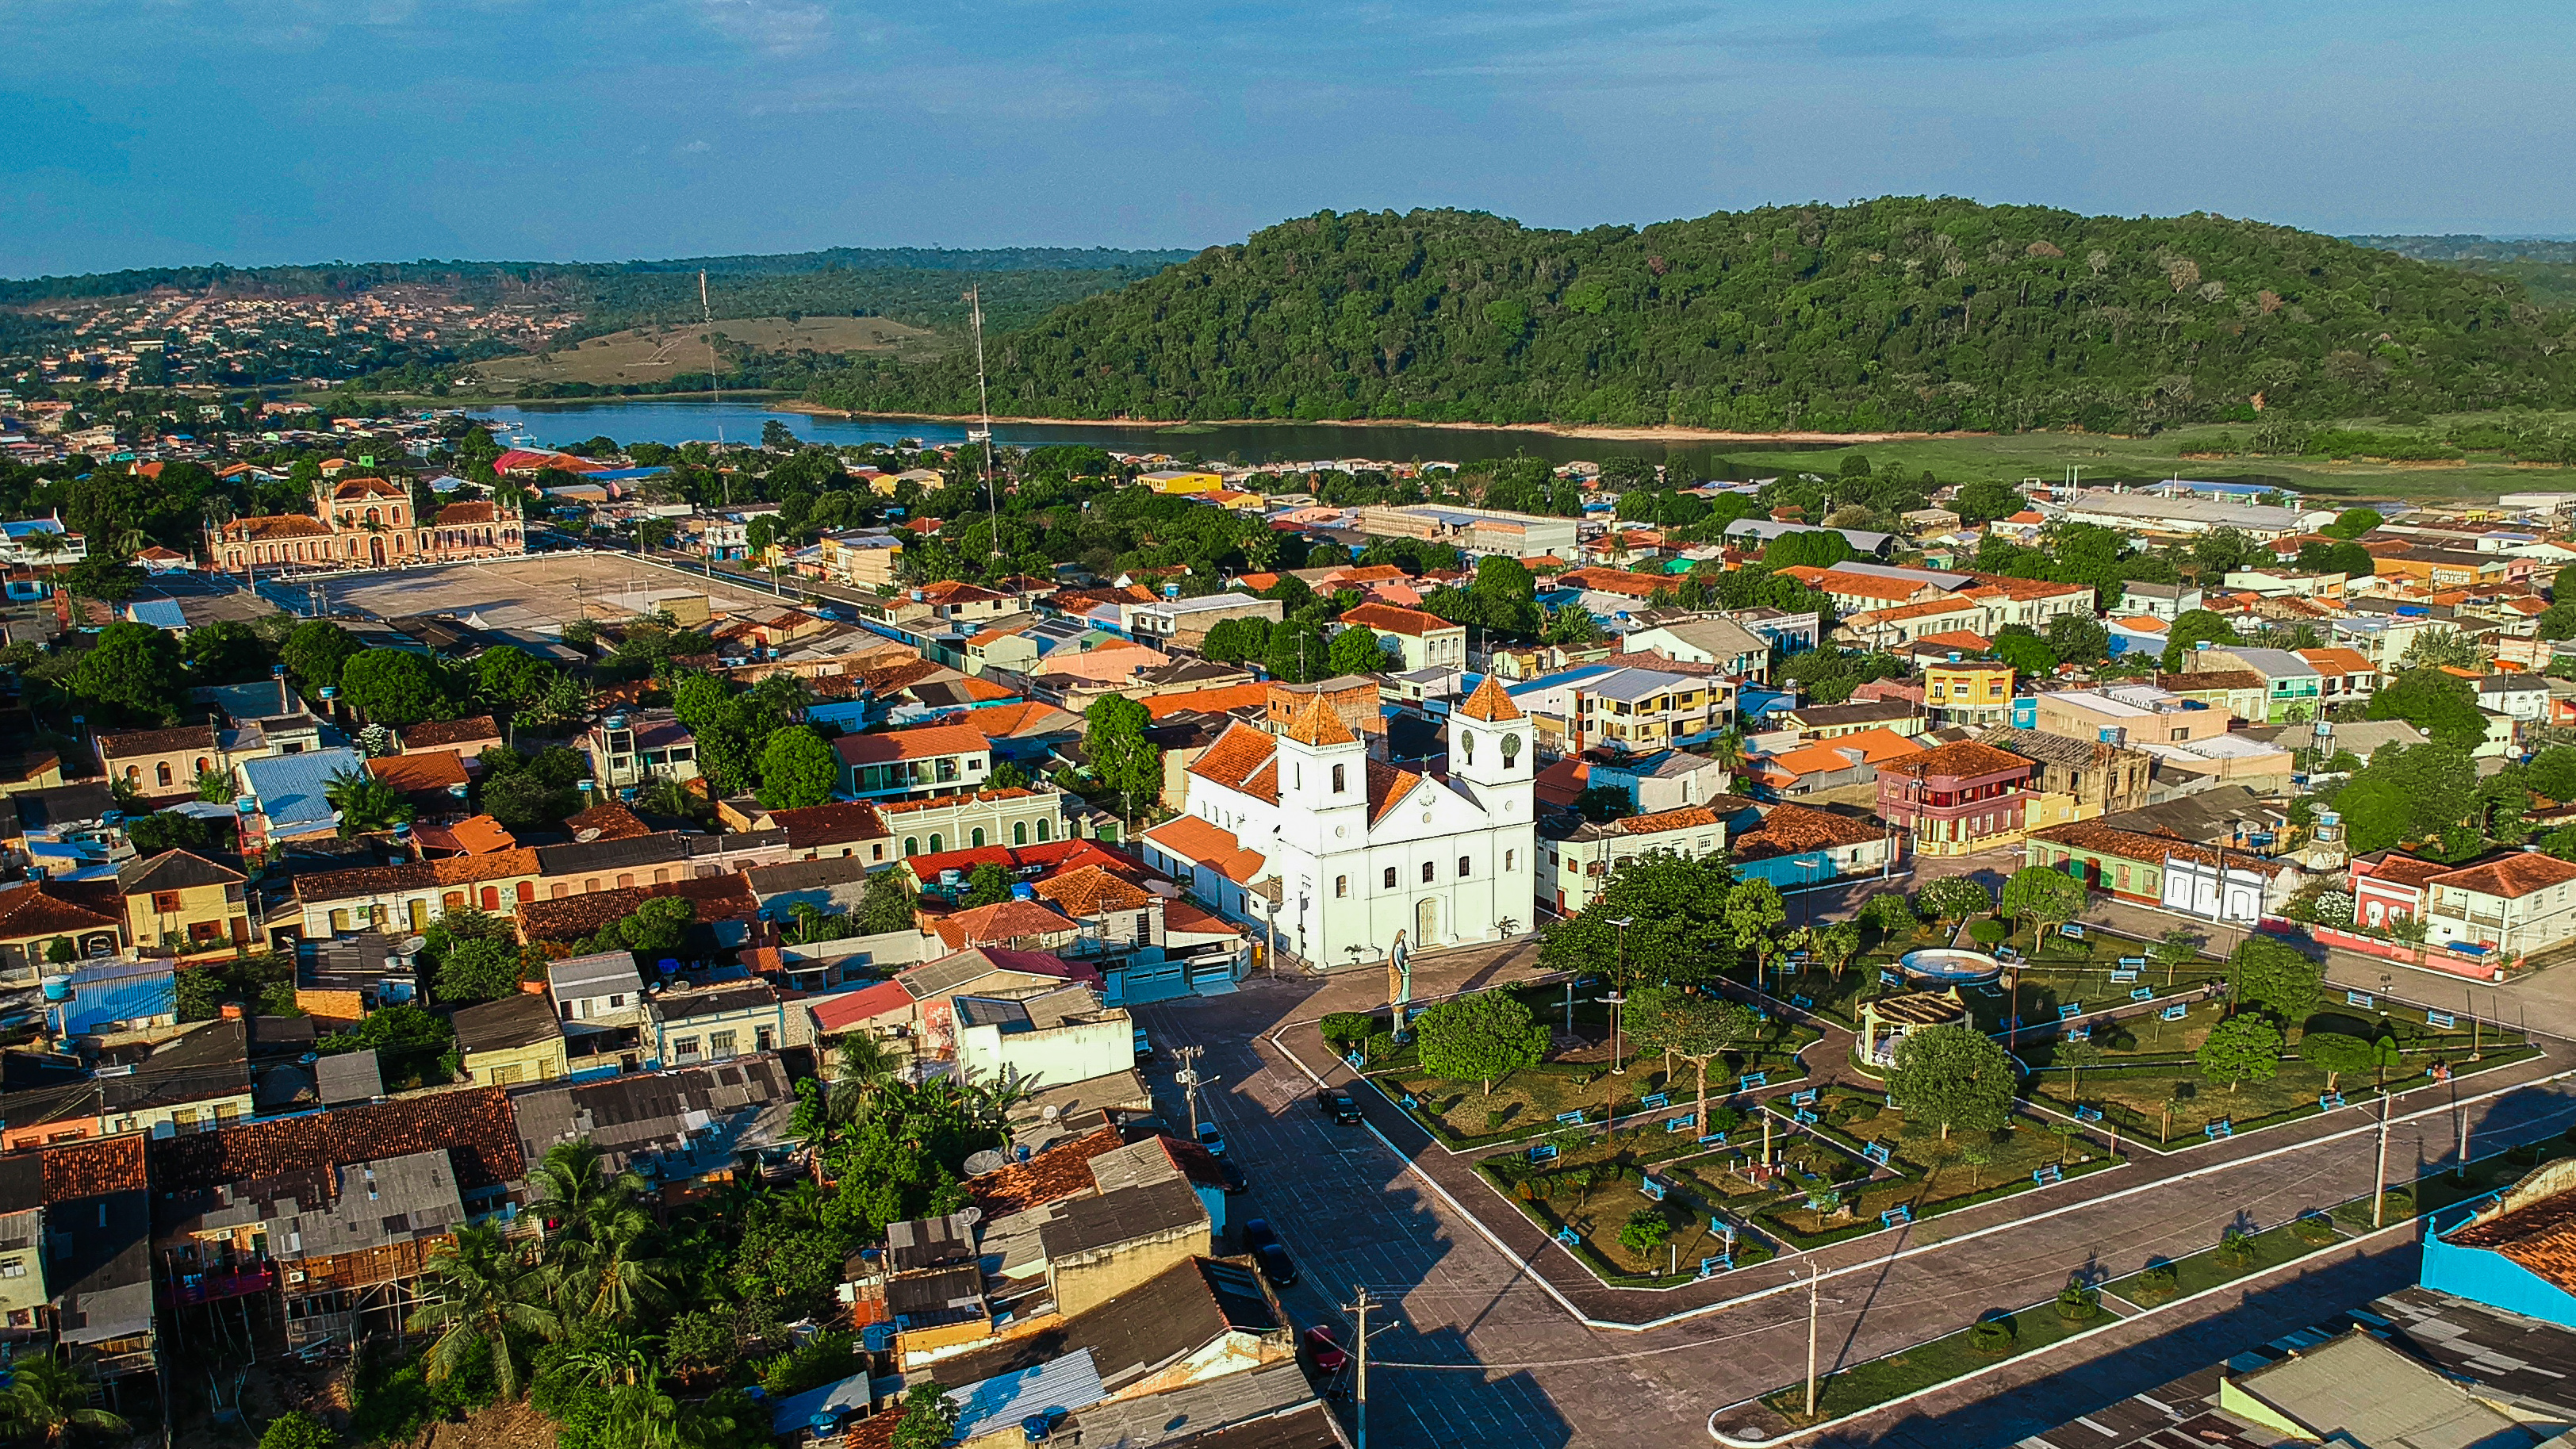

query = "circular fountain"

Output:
[[1895, 948, 2006, 987]]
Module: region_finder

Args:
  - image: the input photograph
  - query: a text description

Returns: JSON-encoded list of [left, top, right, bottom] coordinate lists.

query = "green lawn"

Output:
[[1378, 1018, 1819, 1148], [2030, 1037, 2538, 1148], [1759, 1295, 2114, 1427]]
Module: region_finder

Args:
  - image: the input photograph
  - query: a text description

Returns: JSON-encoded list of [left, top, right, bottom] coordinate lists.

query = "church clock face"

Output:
[[1501, 733, 1523, 765]]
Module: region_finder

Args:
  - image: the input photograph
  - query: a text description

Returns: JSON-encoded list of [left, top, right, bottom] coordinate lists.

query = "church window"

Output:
[[1420, 861, 1435, 884], [1459, 856, 1470, 878], [1462, 733, 1474, 765], [1331, 764, 1346, 793], [1382, 866, 1397, 889], [1335, 876, 1347, 898], [1505, 849, 1516, 872]]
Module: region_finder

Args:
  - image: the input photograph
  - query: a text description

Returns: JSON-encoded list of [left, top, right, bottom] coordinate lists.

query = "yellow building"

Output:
[[452, 993, 568, 1087], [1139, 470, 1225, 496], [117, 850, 252, 960], [1924, 662, 2014, 726]]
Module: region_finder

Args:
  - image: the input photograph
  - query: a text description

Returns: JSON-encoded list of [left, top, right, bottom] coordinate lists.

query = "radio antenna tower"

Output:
[[968, 284, 1003, 588], [700, 270, 728, 504]]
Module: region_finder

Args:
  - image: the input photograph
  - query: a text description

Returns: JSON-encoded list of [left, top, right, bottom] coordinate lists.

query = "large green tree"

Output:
[[757, 726, 841, 810], [1999, 865, 2088, 943], [1413, 989, 1549, 1094], [339, 647, 461, 726], [1083, 694, 1163, 815], [2368, 668, 2488, 750], [2225, 935, 2323, 1024], [1624, 985, 1758, 1133], [2197, 1014, 2285, 1094], [281, 619, 363, 693], [1539, 853, 1741, 989], [1887, 1022, 2016, 1140], [68, 620, 183, 723]]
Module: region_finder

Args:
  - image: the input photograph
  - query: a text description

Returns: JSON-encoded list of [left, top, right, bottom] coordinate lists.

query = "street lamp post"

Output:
[[1601, 916, 1633, 1075]]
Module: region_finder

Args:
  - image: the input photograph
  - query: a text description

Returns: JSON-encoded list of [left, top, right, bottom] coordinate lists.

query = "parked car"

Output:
[[1133, 1027, 1153, 1060], [1317, 1088, 1362, 1124], [1195, 1121, 1227, 1157], [1303, 1325, 1348, 1374], [1242, 1217, 1281, 1251]]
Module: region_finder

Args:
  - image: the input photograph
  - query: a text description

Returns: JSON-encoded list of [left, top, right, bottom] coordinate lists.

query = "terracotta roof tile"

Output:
[[1338, 602, 1457, 638], [2028, 819, 2297, 878], [96, 724, 217, 758], [400, 716, 503, 749], [835, 724, 991, 766], [40, 1135, 145, 1202], [2429, 851, 2576, 900], [1366, 760, 1424, 826], [1143, 684, 1271, 720], [0, 880, 121, 939], [1033, 864, 1151, 918], [295, 848, 543, 903], [1877, 738, 2034, 783], [562, 803, 653, 841], [1186, 722, 1281, 799], [966, 1125, 1125, 1217], [1455, 674, 1524, 723], [515, 873, 757, 941], [1731, 804, 1883, 859], [148, 1087, 524, 1194], [366, 749, 469, 796], [1282, 695, 1356, 747], [874, 788, 1037, 818], [415, 815, 518, 855], [932, 898, 1079, 949], [1140, 815, 1267, 887]]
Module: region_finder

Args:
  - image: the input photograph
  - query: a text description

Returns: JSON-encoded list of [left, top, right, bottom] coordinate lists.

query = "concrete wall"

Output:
[[1050, 1225, 1211, 1317], [956, 1014, 1132, 1091]]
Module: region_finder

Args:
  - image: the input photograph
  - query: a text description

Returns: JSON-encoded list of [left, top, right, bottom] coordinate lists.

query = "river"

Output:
[[473, 399, 1829, 471]]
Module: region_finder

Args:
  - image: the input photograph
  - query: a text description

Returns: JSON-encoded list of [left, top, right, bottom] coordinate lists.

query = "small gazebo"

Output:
[[1858, 987, 1969, 1072]]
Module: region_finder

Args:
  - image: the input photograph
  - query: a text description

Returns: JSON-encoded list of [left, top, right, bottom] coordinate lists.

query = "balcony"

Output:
[[166, 1266, 276, 1307]]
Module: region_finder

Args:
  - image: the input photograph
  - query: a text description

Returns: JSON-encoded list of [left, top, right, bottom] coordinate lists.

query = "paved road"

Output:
[[1118, 946, 2576, 1449]]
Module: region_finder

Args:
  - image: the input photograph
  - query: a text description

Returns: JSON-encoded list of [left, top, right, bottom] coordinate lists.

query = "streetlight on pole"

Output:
[[1804, 1261, 1845, 1419], [1600, 916, 1633, 1075]]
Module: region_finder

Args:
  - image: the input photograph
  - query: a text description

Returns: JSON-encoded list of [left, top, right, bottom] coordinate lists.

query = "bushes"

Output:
[[2128, 1263, 2179, 1305], [2054, 1275, 2102, 1323], [1968, 1317, 2015, 1355], [1321, 1012, 1381, 1049], [1967, 919, 2009, 947]]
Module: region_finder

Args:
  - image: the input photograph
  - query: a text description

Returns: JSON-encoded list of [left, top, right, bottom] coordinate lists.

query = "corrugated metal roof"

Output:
[[948, 1347, 1107, 1440]]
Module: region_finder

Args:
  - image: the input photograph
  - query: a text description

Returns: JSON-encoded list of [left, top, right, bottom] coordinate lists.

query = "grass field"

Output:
[[466, 315, 944, 393], [1766, 415, 2576, 503], [1760, 1293, 2114, 1425]]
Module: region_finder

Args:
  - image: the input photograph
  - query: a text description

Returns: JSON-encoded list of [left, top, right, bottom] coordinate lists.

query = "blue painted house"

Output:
[[2421, 1159, 2576, 1329]]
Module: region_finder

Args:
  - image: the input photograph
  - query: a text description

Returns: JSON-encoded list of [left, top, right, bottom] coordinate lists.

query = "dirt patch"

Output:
[[408, 1398, 559, 1449], [470, 315, 941, 392]]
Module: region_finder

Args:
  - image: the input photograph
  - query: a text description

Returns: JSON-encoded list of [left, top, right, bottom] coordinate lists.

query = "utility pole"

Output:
[[1173, 1045, 1213, 1140], [2373, 1087, 2390, 1229], [1347, 1286, 1374, 1449], [1804, 1262, 1843, 1419]]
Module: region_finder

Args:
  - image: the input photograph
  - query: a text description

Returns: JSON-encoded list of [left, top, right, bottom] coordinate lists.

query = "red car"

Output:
[[1303, 1325, 1348, 1374]]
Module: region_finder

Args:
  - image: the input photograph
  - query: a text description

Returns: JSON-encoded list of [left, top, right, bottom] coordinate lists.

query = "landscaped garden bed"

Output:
[[1475, 1112, 1781, 1286], [1757, 1279, 2114, 1427], [1374, 1024, 1819, 1151]]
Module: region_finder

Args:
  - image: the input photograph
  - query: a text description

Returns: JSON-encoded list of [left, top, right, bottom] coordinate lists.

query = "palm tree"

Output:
[[569, 1331, 657, 1388], [531, 1141, 666, 1322], [828, 1034, 900, 1126], [963, 1071, 1037, 1131], [2, 1354, 128, 1445], [409, 1221, 561, 1400], [324, 766, 412, 838]]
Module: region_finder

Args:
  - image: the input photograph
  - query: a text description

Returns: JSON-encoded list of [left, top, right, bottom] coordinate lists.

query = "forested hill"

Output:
[[806, 201, 2576, 432], [0, 247, 1197, 309]]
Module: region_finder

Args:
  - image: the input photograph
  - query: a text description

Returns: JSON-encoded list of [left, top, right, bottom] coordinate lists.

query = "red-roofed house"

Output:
[[1336, 603, 1466, 671], [1876, 738, 2037, 857], [835, 725, 993, 803]]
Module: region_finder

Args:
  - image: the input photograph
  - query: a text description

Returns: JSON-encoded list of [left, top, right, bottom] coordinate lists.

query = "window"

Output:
[[1037, 819, 1052, 841], [708, 1029, 739, 1059], [972, 828, 986, 848], [671, 1036, 701, 1061], [329, 910, 349, 933], [1014, 822, 1028, 846], [873, 844, 887, 861], [905, 838, 919, 856], [156, 762, 174, 788], [0, 1261, 24, 1278], [1332, 764, 1347, 793], [481, 886, 501, 910], [1383, 866, 1397, 889], [928, 834, 943, 853], [1459, 856, 1471, 878], [615, 873, 635, 890], [153, 891, 184, 914], [756, 1026, 775, 1052], [1336, 876, 1348, 898], [1421, 861, 1436, 884], [517, 882, 535, 903], [1505, 849, 1516, 872]]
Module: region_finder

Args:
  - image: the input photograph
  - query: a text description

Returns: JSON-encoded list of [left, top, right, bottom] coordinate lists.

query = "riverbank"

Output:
[[772, 397, 1948, 446]]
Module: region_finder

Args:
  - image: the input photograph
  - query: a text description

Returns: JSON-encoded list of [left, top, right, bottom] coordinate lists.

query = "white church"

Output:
[[1140, 677, 1537, 970]]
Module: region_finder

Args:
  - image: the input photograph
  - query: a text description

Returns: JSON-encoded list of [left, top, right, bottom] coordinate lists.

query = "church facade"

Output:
[[1140, 677, 1536, 970], [211, 477, 527, 573]]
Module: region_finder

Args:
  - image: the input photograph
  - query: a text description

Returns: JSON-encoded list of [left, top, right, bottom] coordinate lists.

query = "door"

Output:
[[369, 535, 386, 567], [1416, 895, 1439, 948]]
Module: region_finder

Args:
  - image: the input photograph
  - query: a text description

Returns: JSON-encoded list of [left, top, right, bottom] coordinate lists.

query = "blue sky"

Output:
[[6, 0, 2573, 276]]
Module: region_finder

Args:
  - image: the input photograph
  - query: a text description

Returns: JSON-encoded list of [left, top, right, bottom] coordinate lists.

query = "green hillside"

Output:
[[807, 200, 2576, 432]]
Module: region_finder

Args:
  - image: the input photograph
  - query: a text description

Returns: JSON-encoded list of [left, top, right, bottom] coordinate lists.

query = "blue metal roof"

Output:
[[241, 747, 366, 833], [126, 600, 187, 631], [949, 1348, 1106, 1440]]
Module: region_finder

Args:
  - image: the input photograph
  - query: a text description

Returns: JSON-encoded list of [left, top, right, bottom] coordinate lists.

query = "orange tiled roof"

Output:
[[41, 1135, 145, 1202], [562, 803, 653, 841], [366, 749, 469, 795], [1144, 684, 1270, 720], [1617, 804, 1727, 835], [1751, 728, 1925, 782], [293, 847, 543, 903], [220, 515, 333, 542], [1456, 674, 1524, 723], [1339, 602, 1457, 638], [435, 501, 499, 526], [933, 898, 1079, 949], [966, 1125, 1126, 1217], [1731, 803, 1882, 858], [1366, 759, 1424, 826], [1032, 864, 1151, 918], [1556, 568, 1669, 597], [2030, 819, 2296, 879], [1186, 722, 1281, 800], [2360, 852, 2455, 892], [768, 801, 891, 848], [2429, 851, 2576, 901], [1878, 738, 2031, 782], [834, 724, 991, 766], [401, 716, 501, 749], [2297, 647, 2377, 675], [873, 788, 1037, 818], [0, 880, 120, 940], [1282, 695, 1356, 747], [420, 815, 517, 855], [1140, 815, 1267, 886]]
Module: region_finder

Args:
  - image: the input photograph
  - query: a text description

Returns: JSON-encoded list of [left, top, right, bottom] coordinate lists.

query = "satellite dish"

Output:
[[575, 827, 602, 843], [397, 937, 427, 956], [956, 1206, 983, 1227], [962, 1152, 1006, 1177], [1040, 1105, 1061, 1123]]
